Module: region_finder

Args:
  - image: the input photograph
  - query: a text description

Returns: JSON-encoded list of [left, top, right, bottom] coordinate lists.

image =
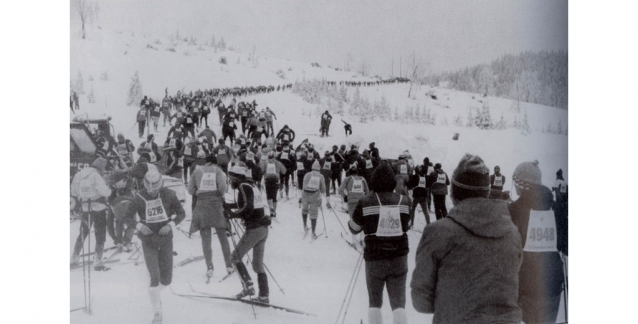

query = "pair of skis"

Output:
[[169, 283, 316, 317]]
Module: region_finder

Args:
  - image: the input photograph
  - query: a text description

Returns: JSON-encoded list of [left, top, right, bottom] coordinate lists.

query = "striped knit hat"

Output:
[[512, 160, 542, 190], [451, 154, 490, 191]]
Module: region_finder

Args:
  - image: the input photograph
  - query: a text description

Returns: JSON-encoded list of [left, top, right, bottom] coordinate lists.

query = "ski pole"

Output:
[[341, 256, 364, 324], [87, 200, 93, 315], [319, 205, 328, 238], [334, 253, 364, 324], [323, 193, 348, 235]]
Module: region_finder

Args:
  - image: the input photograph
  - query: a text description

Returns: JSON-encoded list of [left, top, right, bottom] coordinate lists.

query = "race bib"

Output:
[[178, 157, 183, 167], [199, 172, 217, 191], [154, 106, 160, 112], [242, 112, 247, 117], [218, 149, 226, 155], [418, 176, 426, 188], [266, 163, 277, 175], [436, 173, 446, 184], [400, 164, 407, 174], [79, 179, 94, 198], [560, 184, 567, 194], [365, 159, 373, 169], [323, 161, 331, 170], [116, 144, 128, 155], [246, 169, 253, 178], [186, 117, 193, 123], [493, 176, 503, 187], [257, 127, 263, 132], [352, 179, 364, 193], [280, 152, 289, 160], [253, 186, 265, 209], [283, 134, 289, 141], [184, 146, 192, 156], [169, 139, 176, 149], [377, 205, 402, 237], [306, 175, 320, 190], [297, 162, 304, 170], [145, 198, 169, 223], [229, 121, 234, 127], [523, 210, 558, 252], [149, 151, 157, 163]]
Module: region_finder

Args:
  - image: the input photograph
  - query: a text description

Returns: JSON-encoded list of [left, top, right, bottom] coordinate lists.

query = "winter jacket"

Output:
[[411, 198, 523, 323], [406, 165, 431, 198], [338, 175, 370, 205], [223, 181, 271, 230], [70, 167, 112, 212], [348, 191, 410, 261], [508, 185, 566, 301], [429, 169, 450, 196], [260, 159, 286, 180], [213, 144, 232, 166]]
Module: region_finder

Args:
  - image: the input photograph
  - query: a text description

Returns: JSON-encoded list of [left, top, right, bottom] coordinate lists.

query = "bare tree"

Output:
[[72, 0, 99, 39]]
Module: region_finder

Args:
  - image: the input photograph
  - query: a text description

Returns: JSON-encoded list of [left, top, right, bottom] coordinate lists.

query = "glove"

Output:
[[136, 223, 153, 235], [159, 221, 175, 236]]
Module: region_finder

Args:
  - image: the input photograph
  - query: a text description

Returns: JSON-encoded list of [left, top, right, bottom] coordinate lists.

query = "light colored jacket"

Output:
[[70, 167, 112, 212]]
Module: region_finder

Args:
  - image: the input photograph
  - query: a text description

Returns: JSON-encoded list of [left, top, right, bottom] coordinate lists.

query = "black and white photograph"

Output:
[[64, 0, 572, 323]]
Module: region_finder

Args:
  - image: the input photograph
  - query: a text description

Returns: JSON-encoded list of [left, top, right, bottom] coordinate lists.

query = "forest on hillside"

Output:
[[423, 51, 568, 109]]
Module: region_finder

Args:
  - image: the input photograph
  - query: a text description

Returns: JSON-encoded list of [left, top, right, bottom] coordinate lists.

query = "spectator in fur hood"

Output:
[[411, 154, 523, 324]]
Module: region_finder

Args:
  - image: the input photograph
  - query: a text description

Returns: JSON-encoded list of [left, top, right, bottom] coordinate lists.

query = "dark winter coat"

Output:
[[429, 169, 450, 196], [508, 185, 566, 302], [411, 198, 523, 324], [406, 165, 431, 198]]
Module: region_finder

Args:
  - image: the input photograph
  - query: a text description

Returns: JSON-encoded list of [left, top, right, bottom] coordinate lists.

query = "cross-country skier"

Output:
[[552, 168, 568, 204], [320, 110, 332, 137], [339, 164, 369, 247], [301, 161, 327, 239], [115, 133, 135, 167], [508, 160, 566, 324], [429, 163, 450, 220], [260, 151, 287, 217], [70, 157, 113, 270], [124, 168, 185, 324], [187, 154, 233, 279], [137, 106, 148, 138], [213, 138, 233, 174], [348, 161, 410, 324], [137, 134, 162, 165], [319, 151, 335, 200], [197, 126, 217, 151], [406, 160, 432, 228], [265, 107, 277, 135], [342, 120, 352, 136], [276, 125, 295, 144], [222, 114, 238, 146], [223, 164, 272, 303], [181, 137, 198, 184], [150, 100, 161, 132], [489, 165, 506, 199], [393, 154, 412, 196], [276, 144, 296, 200]]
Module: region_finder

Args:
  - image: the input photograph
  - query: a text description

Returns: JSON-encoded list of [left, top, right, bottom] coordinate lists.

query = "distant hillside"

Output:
[[423, 51, 568, 109]]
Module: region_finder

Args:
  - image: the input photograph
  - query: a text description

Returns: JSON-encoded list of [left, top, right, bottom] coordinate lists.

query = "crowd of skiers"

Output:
[[71, 92, 568, 324]]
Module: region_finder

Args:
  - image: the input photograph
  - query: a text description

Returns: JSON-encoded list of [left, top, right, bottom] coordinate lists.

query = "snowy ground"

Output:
[[70, 25, 568, 324]]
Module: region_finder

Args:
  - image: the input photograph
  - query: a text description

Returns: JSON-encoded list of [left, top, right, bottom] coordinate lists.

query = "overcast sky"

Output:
[[95, 0, 567, 76]]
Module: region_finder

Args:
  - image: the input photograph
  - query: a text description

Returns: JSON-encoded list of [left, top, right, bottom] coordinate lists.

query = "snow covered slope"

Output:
[[70, 24, 567, 324]]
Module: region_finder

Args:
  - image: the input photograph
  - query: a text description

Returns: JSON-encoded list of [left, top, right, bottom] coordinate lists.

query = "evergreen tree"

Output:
[[87, 85, 95, 103], [75, 71, 85, 94]]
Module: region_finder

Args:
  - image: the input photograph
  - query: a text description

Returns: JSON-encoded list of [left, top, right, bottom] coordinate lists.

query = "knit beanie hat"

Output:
[[369, 161, 397, 192], [312, 160, 321, 171], [229, 164, 247, 178], [513, 160, 542, 190], [556, 169, 563, 177], [451, 154, 490, 191], [91, 157, 108, 173]]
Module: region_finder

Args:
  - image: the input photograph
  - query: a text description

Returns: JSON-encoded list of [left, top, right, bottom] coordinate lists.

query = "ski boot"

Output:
[[94, 259, 110, 271], [312, 232, 318, 240], [235, 282, 255, 299], [206, 266, 214, 278], [256, 273, 269, 303], [226, 266, 235, 275]]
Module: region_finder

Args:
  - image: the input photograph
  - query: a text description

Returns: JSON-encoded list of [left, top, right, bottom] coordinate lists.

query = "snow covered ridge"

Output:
[[71, 24, 567, 324]]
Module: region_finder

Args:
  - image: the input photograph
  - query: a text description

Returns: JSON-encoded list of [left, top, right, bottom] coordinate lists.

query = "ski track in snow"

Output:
[[70, 26, 567, 324]]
